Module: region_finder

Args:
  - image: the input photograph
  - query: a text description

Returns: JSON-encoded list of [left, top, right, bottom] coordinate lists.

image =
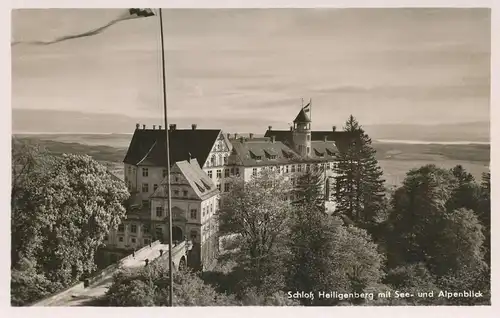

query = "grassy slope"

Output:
[[13, 136, 490, 187]]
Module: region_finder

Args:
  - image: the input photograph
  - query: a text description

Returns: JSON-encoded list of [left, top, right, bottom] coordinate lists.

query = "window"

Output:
[[224, 155, 228, 165], [183, 190, 188, 197], [285, 165, 289, 173], [298, 164, 302, 172], [143, 225, 150, 234], [118, 224, 124, 232], [224, 169, 230, 178], [174, 189, 179, 196], [142, 168, 149, 177], [142, 183, 149, 193], [230, 167, 234, 175], [144, 238, 150, 245], [156, 206, 163, 217], [210, 204, 213, 213], [131, 224, 137, 233], [306, 135, 311, 141], [127, 166, 131, 174], [118, 236, 124, 242], [252, 168, 257, 176], [211, 155, 216, 166], [306, 147, 310, 155], [190, 209, 197, 219], [306, 164, 310, 172], [208, 170, 213, 179], [217, 184, 221, 191], [224, 183, 230, 192], [153, 184, 158, 191], [162, 169, 167, 178], [234, 168, 239, 176], [216, 169, 222, 179], [175, 176, 179, 182], [291, 165, 296, 173], [202, 207, 206, 216], [131, 237, 136, 244]]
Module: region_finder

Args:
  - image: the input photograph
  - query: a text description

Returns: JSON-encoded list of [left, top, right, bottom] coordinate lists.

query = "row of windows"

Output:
[[135, 167, 168, 178], [252, 162, 335, 176], [216, 183, 231, 192], [141, 183, 190, 198], [207, 153, 229, 167], [207, 167, 239, 180], [118, 223, 150, 234], [112, 236, 151, 245]]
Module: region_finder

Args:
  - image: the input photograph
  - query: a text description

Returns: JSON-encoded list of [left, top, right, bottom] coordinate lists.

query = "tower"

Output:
[[292, 106, 312, 157]]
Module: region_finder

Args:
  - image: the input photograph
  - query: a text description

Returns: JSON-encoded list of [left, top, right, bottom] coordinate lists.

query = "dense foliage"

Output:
[[11, 139, 129, 306]]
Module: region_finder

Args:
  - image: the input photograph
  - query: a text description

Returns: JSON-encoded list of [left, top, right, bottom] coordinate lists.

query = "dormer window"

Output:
[[264, 149, 278, 160], [326, 148, 336, 156], [201, 180, 211, 190], [195, 182, 206, 193]]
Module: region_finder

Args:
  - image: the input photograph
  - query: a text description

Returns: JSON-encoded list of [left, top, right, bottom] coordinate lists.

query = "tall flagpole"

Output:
[[309, 98, 312, 123], [158, 8, 174, 307]]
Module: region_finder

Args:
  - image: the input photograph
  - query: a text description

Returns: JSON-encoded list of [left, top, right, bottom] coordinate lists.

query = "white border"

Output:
[[2, 1, 497, 318]]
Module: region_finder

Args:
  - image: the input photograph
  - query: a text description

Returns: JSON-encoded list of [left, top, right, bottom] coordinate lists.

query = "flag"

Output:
[[12, 8, 155, 46], [303, 102, 311, 113]]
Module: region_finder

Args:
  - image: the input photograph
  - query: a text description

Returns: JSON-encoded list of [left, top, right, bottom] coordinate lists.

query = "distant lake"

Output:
[[375, 139, 490, 145]]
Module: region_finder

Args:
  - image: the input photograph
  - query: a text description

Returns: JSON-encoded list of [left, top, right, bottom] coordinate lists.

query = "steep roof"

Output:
[[293, 108, 311, 123], [151, 159, 219, 201], [264, 129, 359, 153], [123, 128, 222, 166], [310, 141, 339, 160], [229, 138, 302, 167]]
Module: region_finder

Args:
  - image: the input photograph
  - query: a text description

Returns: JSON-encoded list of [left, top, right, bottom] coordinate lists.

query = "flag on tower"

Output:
[[303, 102, 311, 113], [12, 8, 155, 46]]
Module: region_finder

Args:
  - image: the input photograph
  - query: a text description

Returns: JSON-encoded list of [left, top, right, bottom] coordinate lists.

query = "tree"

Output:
[[218, 170, 293, 294], [478, 171, 491, 266], [286, 204, 385, 306], [385, 165, 456, 268], [382, 263, 442, 305], [10, 258, 62, 306], [292, 169, 325, 211], [447, 165, 481, 213], [105, 263, 237, 306], [11, 142, 129, 304], [386, 165, 487, 281], [334, 115, 386, 231]]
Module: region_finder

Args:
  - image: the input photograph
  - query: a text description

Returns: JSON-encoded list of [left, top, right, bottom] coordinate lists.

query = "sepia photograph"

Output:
[[10, 6, 491, 308]]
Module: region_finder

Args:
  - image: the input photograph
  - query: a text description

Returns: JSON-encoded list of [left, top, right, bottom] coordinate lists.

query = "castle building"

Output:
[[101, 102, 357, 270]]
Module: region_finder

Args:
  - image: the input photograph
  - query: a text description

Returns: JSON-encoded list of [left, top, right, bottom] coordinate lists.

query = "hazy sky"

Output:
[[11, 8, 490, 131]]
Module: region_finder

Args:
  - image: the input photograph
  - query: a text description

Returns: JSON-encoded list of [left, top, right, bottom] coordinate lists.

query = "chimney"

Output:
[[324, 135, 328, 142], [169, 124, 176, 131], [159, 125, 162, 130], [234, 133, 238, 139], [136, 123, 140, 129], [249, 133, 254, 139], [268, 125, 272, 131], [153, 125, 156, 130], [227, 133, 230, 139], [271, 136, 276, 143], [239, 137, 244, 143], [142, 124, 146, 130], [289, 126, 293, 131], [332, 126, 337, 132], [192, 124, 197, 130]]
